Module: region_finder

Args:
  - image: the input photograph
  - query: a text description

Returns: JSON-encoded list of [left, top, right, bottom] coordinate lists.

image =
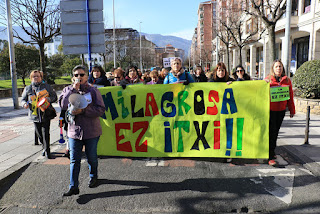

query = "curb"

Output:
[[0, 139, 63, 184], [280, 144, 320, 177]]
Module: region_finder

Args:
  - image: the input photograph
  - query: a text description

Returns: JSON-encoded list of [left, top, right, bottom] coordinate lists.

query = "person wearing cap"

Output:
[[59, 65, 106, 196], [21, 70, 57, 159]]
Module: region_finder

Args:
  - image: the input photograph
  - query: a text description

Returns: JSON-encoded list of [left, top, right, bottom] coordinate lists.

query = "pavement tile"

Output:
[[43, 157, 70, 165], [164, 159, 195, 167]]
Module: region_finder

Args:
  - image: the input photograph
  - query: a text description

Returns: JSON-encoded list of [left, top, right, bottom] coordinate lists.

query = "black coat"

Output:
[[88, 73, 110, 86], [208, 76, 234, 82], [192, 73, 208, 82]]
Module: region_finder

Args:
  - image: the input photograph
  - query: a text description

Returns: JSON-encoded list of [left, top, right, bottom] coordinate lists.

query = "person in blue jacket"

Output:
[[163, 58, 194, 84]]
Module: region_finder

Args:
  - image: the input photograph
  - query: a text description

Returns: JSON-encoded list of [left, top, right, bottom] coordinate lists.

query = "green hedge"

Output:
[[292, 60, 320, 99]]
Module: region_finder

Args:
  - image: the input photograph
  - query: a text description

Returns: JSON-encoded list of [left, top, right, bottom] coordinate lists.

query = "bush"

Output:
[[292, 60, 320, 98]]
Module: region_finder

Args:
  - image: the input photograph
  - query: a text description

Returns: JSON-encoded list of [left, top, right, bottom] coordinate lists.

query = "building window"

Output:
[[246, 19, 252, 34], [304, 0, 311, 13], [294, 36, 309, 68]]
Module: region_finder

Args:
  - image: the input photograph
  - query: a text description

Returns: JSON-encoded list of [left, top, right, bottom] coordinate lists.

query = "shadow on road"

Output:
[[0, 163, 30, 200]]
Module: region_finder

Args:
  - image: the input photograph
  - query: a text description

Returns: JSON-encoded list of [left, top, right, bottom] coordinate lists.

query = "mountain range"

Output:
[[142, 33, 191, 56], [0, 26, 191, 55]]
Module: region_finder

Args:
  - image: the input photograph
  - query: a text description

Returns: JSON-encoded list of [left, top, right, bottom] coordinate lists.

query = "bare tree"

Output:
[[244, 0, 286, 65], [223, 5, 266, 66], [1, 0, 60, 81], [216, 20, 233, 72]]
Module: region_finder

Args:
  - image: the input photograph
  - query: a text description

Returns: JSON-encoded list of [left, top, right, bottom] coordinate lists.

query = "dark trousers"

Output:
[[269, 110, 286, 159], [34, 120, 51, 153]]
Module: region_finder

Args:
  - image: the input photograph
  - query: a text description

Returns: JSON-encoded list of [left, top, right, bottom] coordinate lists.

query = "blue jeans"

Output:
[[68, 137, 99, 189]]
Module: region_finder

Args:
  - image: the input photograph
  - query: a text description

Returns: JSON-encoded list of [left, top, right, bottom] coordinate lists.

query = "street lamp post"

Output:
[[283, 0, 292, 77], [139, 22, 142, 72], [113, 0, 116, 68], [5, 0, 19, 109]]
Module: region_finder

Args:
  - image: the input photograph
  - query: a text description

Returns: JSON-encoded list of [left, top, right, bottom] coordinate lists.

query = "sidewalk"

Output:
[[277, 111, 320, 176], [0, 95, 320, 183], [0, 96, 61, 181]]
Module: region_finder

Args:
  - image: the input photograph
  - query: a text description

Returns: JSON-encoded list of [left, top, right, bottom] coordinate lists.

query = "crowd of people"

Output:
[[89, 59, 258, 87], [21, 57, 295, 196]]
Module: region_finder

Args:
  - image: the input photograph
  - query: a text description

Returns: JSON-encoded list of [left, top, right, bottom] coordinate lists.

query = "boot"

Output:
[[46, 152, 53, 159], [45, 149, 53, 159], [34, 132, 39, 145]]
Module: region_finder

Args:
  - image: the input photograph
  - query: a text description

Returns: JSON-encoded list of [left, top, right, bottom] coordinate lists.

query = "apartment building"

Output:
[[155, 44, 185, 68], [213, 0, 320, 78], [191, 0, 217, 70]]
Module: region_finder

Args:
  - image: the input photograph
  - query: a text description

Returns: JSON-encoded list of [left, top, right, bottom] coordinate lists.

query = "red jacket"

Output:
[[266, 75, 295, 114]]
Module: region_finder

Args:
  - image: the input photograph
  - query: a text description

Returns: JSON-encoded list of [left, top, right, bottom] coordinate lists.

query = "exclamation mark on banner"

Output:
[[236, 118, 244, 156], [164, 121, 172, 152], [214, 121, 220, 149], [225, 118, 233, 156]]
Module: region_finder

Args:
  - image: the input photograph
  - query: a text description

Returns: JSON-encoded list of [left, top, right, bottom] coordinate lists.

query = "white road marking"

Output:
[[157, 160, 165, 166], [145, 159, 157, 167], [257, 168, 295, 204]]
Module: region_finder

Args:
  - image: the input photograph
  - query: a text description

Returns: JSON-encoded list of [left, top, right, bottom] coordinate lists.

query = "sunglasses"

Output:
[[114, 76, 121, 79], [237, 69, 244, 72], [74, 73, 85, 77]]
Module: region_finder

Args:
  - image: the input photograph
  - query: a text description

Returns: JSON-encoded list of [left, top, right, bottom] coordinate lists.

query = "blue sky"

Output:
[[103, 0, 205, 40]]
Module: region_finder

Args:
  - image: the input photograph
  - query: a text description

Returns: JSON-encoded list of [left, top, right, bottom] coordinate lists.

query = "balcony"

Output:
[[275, 15, 299, 32]]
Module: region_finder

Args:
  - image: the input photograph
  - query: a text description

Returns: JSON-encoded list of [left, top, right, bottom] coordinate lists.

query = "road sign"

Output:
[[60, 0, 105, 55]]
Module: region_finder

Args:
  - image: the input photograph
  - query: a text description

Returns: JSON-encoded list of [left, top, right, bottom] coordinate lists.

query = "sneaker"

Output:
[[268, 159, 277, 166]]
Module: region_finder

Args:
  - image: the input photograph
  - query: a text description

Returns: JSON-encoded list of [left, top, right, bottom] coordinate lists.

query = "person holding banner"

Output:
[[232, 65, 251, 81], [208, 62, 234, 83], [21, 70, 57, 159], [163, 57, 195, 84], [59, 65, 106, 196], [265, 60, 295, 166]]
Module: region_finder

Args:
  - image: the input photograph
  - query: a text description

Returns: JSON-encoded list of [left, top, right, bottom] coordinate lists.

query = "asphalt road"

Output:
[[0, 147, 320, 214]]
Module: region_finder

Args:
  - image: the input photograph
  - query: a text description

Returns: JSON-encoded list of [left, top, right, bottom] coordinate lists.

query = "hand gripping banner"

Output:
[[98, 81, 270, 159]]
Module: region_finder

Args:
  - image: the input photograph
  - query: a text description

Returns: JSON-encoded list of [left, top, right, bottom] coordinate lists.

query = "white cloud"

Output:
[[166, 29, 194, 41]]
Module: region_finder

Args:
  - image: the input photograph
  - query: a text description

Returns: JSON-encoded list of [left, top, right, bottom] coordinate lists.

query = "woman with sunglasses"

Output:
[[110, 68, 128, 87], [88, 65, 110, 87], [59, 65, 106, 196], [232, 65, 251, 81]]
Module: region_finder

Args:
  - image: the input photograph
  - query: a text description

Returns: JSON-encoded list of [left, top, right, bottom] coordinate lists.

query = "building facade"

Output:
[[44, 35, 62, 57], [191, 0, 217, 70], [155, 44, 185, 68], [210, 0, 320, 78]]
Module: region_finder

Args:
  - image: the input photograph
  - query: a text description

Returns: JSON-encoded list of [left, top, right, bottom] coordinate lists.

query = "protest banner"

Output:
[[98, 81, 270, 159]]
